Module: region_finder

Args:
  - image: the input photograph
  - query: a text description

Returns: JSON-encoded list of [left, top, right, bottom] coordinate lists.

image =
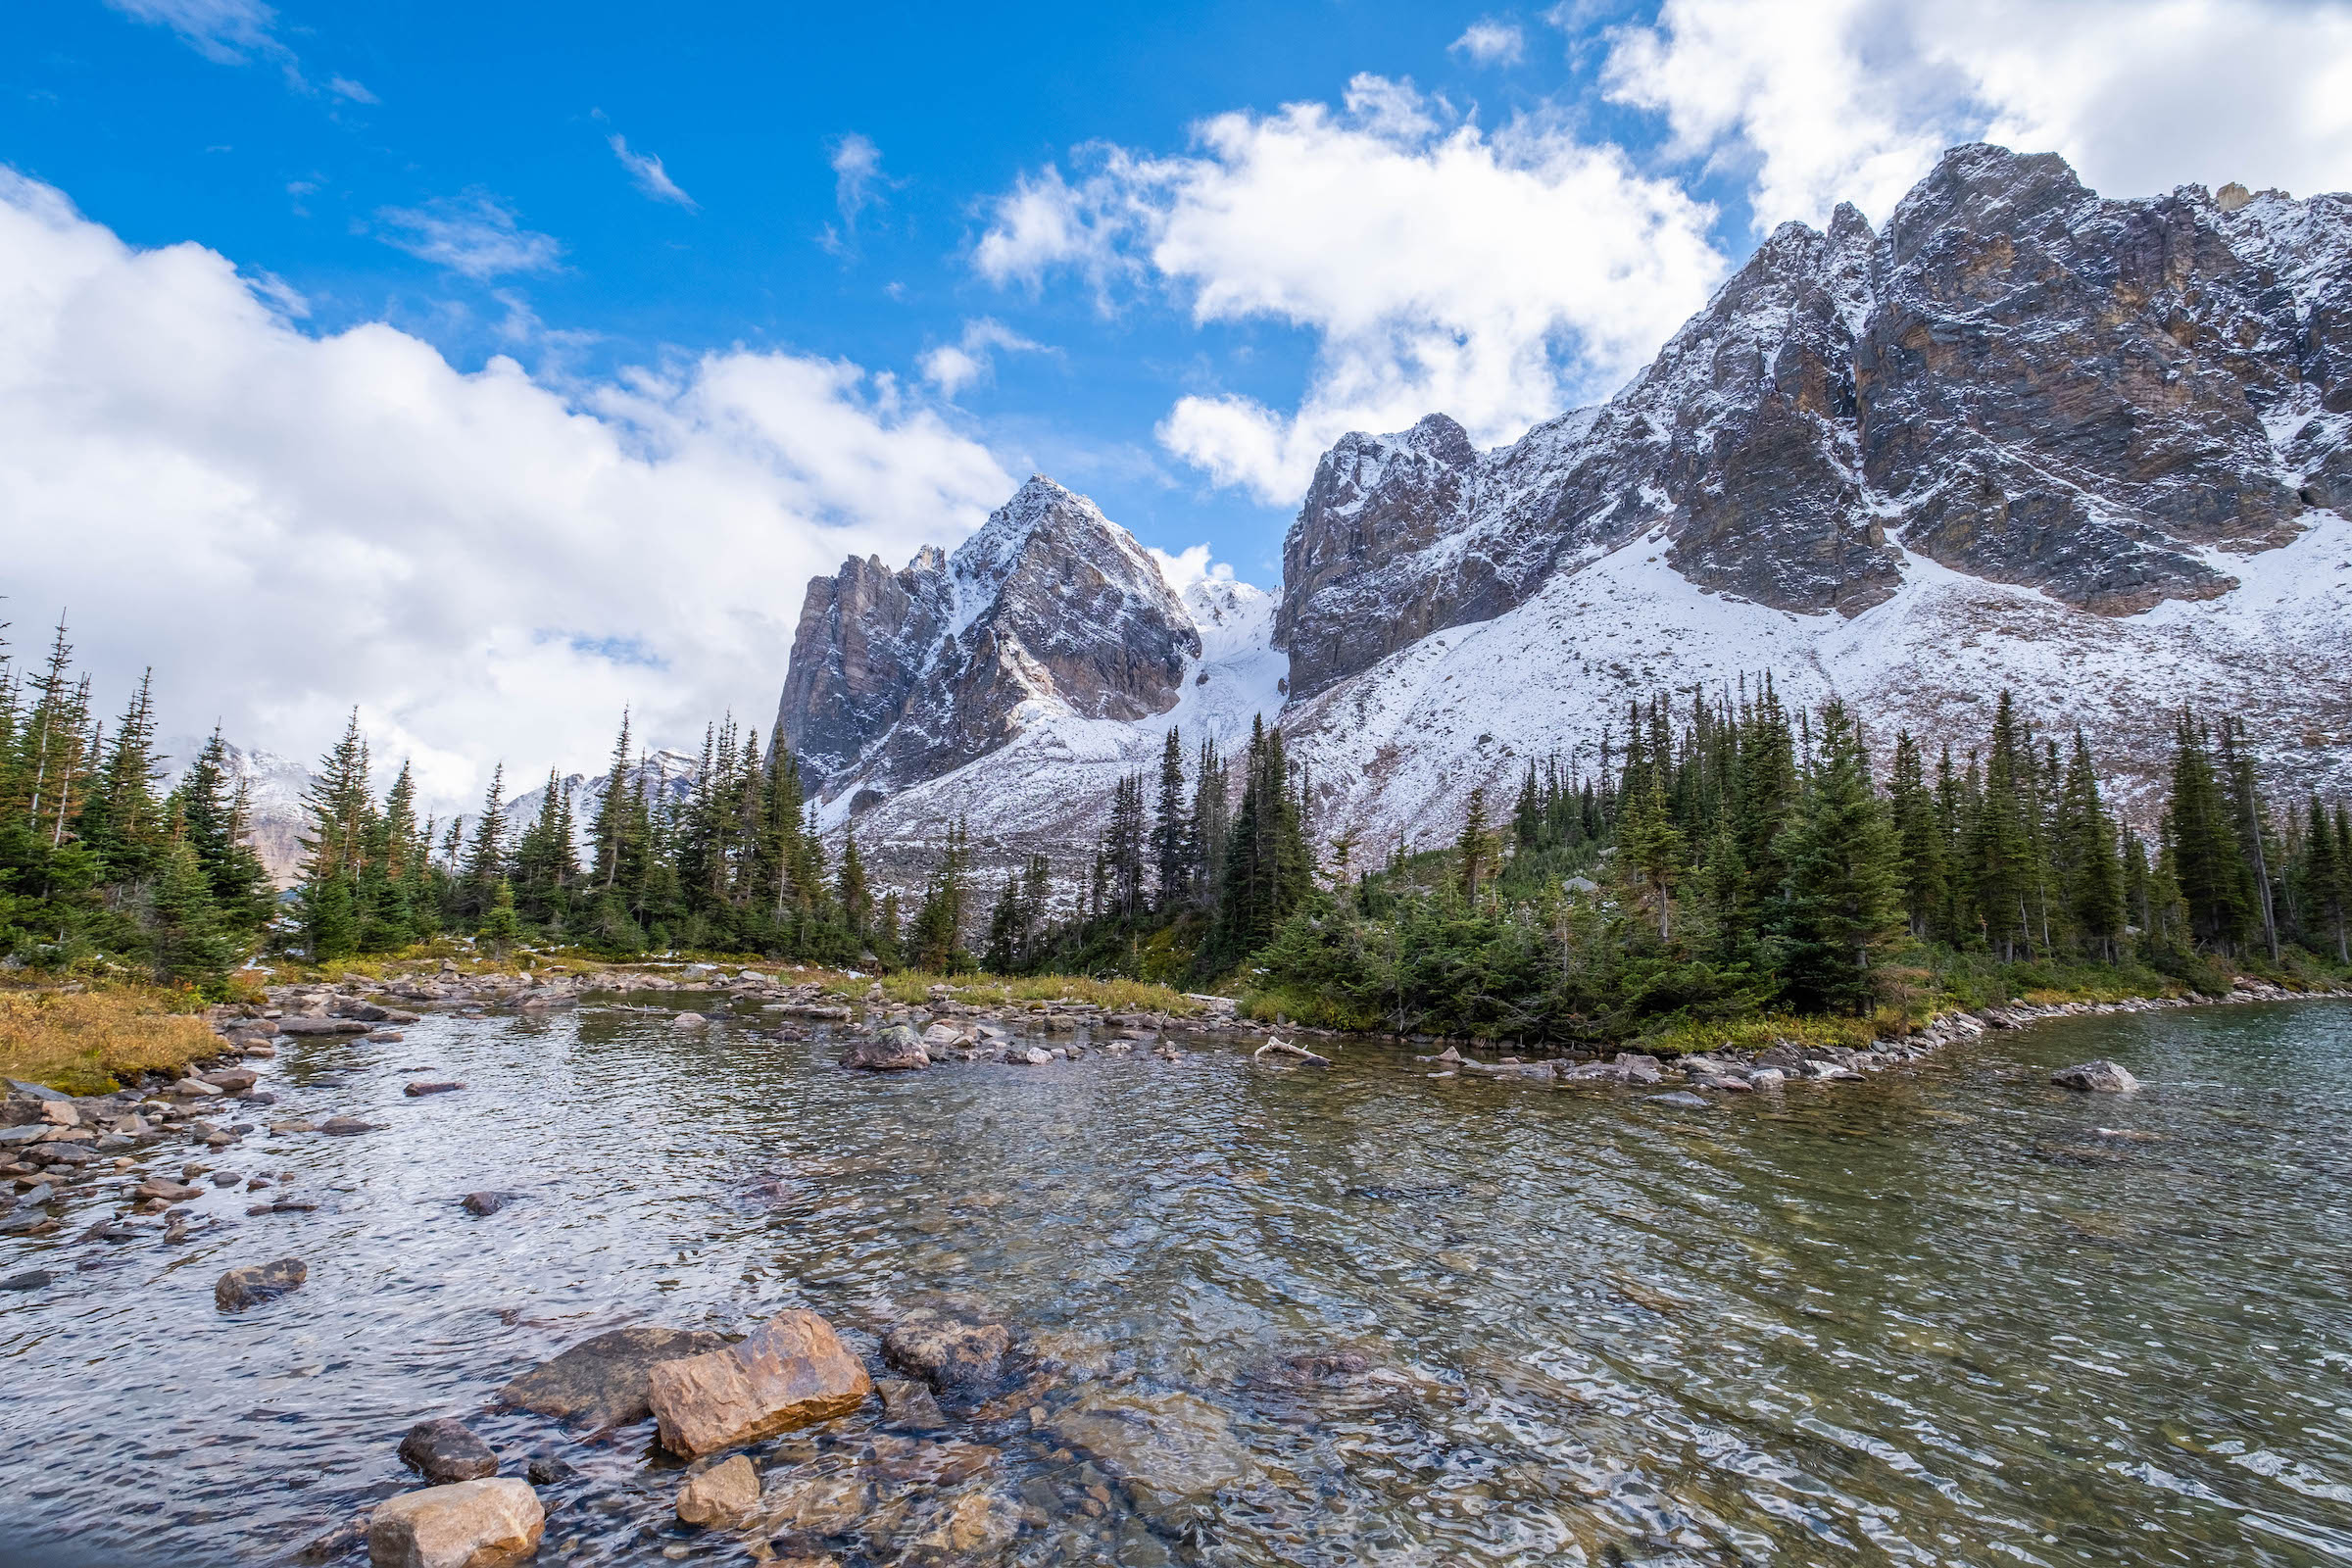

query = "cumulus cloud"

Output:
[[608, 134, 698, 211], [1450, 20, 1526, 66], [1605, 0, 2352, 229], [1147, 542, 1231, 596], [0, 171, 1015, 811], [375, 192, 564, 279], [918, 318, 1048, 398], [975, 74, 1724, 503]]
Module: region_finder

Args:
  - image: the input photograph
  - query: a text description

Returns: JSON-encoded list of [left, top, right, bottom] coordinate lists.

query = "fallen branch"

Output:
[[1253, 1036, 1332, 1066]]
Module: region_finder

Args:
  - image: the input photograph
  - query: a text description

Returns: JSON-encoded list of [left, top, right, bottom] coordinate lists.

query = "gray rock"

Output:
[[1646, 1091, 1711, 1109], [0, 1268, 54, 1290], [882, 1315, 1011, 1394], [2052, 1058, 2141, 1093], [462, 1191, 518, 1217], [215, 1257, 307, 1311], [319, 1116, 375, 1136], [496, 1324, 730, 1431], [404, 1081, 464, 1097], [841, 1027, 929, 1072], [399, 1417, 500, 1484]]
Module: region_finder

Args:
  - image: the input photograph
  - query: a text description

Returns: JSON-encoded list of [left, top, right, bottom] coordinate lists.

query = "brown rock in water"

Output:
[[366, 1477, 543, 1568], [874, 1377, 950, 1430], [497, 1325, 730, 1432], [405, 1081, 465, 1097], [647, 1309, 871, 1456], [674, 1453, 760, 1528], [215, 1257, 307, 1311], [881, 1316, 1009, 1393], [320, 1116, 376, 1136], [461, 1192, 518, 1217], [398, 1418, 499, 1484], [199, 1067, 259, 1093]]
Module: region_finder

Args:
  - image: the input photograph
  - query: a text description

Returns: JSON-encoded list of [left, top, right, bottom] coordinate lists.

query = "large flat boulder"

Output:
[[647, 1309, 871, 1456], [841, 1027, 928, 1072], [496, 1325, 730, 1432], [367, 1478, 543, 1568]]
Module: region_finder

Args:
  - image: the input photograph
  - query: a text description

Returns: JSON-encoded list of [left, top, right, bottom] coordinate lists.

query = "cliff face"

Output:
[[1274, 145, 2351, 697], [775, 476, 1199, 807]]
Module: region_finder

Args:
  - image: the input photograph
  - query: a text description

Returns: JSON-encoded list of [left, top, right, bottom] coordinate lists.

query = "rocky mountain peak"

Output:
[[776, 475, 1200, 809]]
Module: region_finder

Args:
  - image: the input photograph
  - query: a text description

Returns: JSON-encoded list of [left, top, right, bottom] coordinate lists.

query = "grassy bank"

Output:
[[0, 985, 225, 1097]]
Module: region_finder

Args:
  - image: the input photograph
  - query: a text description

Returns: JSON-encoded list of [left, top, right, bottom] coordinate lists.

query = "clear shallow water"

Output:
[[4, 997, 2351, 1567]]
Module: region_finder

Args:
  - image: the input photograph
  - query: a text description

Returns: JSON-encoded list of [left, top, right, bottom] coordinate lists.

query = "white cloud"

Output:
[[918, 318, 1048, 397], [1450, 20, 1526, 66], [327, 74, 378, 104], [375, 192, 564, 279], [976, 74, 1725, 503], [608, 134, 699, 211], [0, 171, 1015, 812], [1605, 0, 2352, 230], [1147, 542, 1231, 596], [106, 0, 282, 66]]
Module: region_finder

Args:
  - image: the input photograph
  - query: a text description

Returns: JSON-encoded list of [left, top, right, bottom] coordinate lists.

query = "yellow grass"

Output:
[[797, 968, 1207, 1014], [0, 986, 222, 1097]]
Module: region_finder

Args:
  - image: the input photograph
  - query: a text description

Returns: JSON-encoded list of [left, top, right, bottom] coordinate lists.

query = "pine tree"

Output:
[[76, 669, 166, 880], [2220, 717, 2280, 961], [477, 878, 521, 957], [1151, 727, 1188, 910], [1887, 730, 1942, 939], [835, 829, 872, 948], [458, 762, 510, 921], [2058, 731, 2124, 959], [148, 832, 234, 986], [2301, 796, 2347, 963], [2168, 710, 2249, 953], [1775, 699, 1902, 1014], [1456, 785, 1497, 904], [1616, 770, 1688, 943]]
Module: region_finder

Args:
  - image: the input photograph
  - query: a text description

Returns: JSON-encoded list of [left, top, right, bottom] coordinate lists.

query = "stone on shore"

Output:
[[215, 1257, 307, 1311], [2052, 1059, 2140, 1093], [366, 1477, 544, 1568], [646, 1308, 871, 1456], [881, 1315, 1010, 1394], [497, 1325, 731, 1432], [399, 1418, 500, 1484], [840, 1027, 928, 1072], [674, 1454, 760, 1527]]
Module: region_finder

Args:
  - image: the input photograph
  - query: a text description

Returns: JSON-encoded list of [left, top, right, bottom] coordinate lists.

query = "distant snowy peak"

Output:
[[776, 474, 1200, 810]]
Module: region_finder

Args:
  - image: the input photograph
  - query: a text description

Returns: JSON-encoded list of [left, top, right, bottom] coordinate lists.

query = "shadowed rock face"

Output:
[[1274, 144, 2350, 696], [776, 476, 1199, 803], [1858, 144, 2314, 612]]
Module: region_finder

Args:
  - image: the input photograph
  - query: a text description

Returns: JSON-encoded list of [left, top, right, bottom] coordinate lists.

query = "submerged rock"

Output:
[[498, 1325, 730, 1432], [461, 1192, 518, 1217], [647, 1309, 872, 1456], [841, 1027, 929, 1072], [399, 1418, 500, 1485], [1046, 1388, 1250, 1505], [756, 1458, 872, 1540], [675, 1453, 760, 1528], [367, 1477, 543, 1568], [874, 1377, 951, 1430], [881, 1315, 1010, 1395], [405, 1081, 465, 1097], [215, 1257, 307, 1311], [2052, 1059, 2140, 1093]]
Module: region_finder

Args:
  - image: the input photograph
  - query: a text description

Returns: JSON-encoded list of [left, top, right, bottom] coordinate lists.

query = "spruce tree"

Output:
[[477, 878, 521, 957], [1456, 785, 1497, 904], [1887, 731, 1942, 939], [1151, 727, 1188, 910], [2059, 731, 2124, 959], [149, 832, 235, 986], [1775, 700, 1902, 1014]]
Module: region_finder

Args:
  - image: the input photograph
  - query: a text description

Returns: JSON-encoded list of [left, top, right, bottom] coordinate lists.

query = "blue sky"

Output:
[[7, 0, 2348, 804]]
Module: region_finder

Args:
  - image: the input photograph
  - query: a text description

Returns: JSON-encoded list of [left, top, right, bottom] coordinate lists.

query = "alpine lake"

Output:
[[4, 992, 2350, 1568]]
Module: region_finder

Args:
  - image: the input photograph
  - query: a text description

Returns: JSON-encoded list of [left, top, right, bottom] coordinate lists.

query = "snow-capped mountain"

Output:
[[161, 739, 312, 887], [492, 749, 700, 856], [775, 144, 2352, 858]]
